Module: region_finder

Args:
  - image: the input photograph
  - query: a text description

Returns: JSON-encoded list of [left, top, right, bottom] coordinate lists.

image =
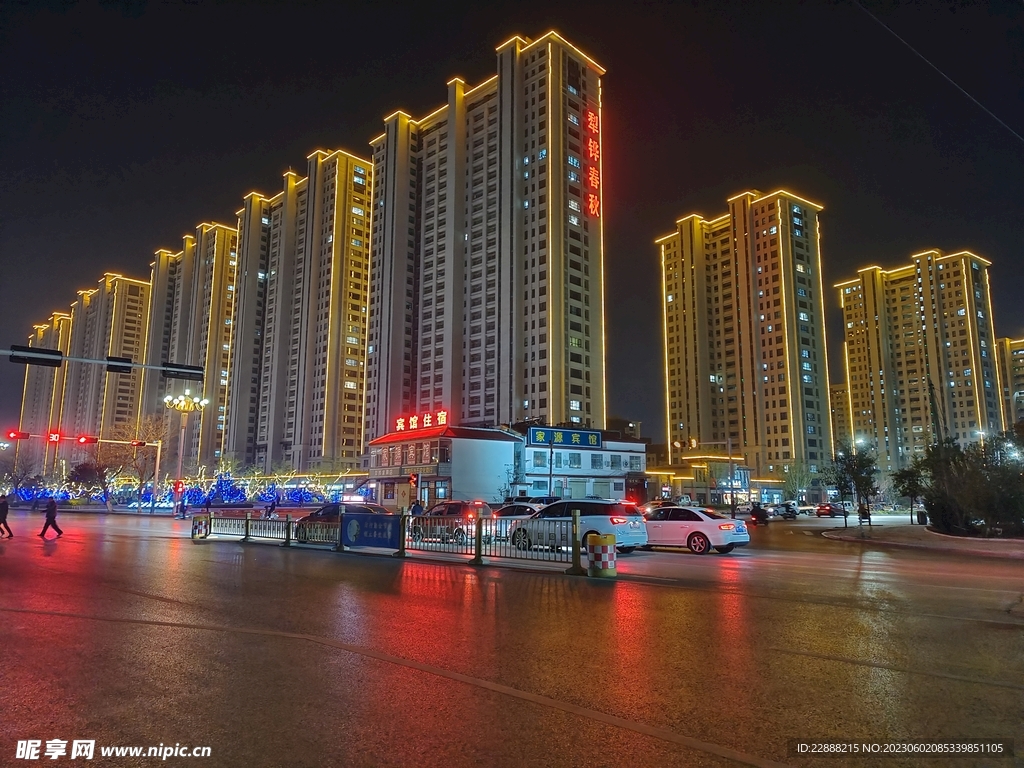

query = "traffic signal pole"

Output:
[[2, 346, 204, 381]]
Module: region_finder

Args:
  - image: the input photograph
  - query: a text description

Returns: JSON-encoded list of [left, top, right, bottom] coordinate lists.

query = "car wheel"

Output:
[[453, 528, 467, 545], [512, 529, 531, 550], [715, 544, 734, 554], [687, 532, 710, 555], [410, 525, 423, 542], [616, 546, 635, 554]]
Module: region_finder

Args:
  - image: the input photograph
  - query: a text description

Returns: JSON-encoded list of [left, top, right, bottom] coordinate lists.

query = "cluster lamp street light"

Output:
[[164, 389, 209, 512]]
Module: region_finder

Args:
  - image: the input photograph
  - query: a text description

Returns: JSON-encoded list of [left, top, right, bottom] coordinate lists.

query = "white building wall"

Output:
[[450, 437, 516, 504]]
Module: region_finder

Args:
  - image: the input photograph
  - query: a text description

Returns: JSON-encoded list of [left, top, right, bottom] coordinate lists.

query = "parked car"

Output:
[[410, 500, 493, 544], [507, 499, 648, 554], [295, 502, 390, 542], [487, 502, 543, 541], [816, 503, 847, 518], [644, 506, 749, 554], [639, 499, 678, 516]]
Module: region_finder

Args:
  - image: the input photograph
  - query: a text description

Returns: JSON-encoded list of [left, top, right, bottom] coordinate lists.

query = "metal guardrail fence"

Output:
[[406, 515, 475, 556], [192, 511, 591, 573], [480, 519, 574, 563]]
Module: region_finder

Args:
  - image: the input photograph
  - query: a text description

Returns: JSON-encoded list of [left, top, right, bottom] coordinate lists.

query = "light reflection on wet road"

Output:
[[1, 511, 1021, 767]]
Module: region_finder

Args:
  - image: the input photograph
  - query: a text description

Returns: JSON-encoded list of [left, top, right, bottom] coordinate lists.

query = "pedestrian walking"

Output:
[[38, 498, 63, 539], [204, 496, 211, 515], [0, 493, 13, 538], [410, 499, 423, 517]]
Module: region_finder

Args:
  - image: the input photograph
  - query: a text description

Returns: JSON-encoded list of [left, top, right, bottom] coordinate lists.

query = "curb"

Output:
[[821, 529, 1024, 560]]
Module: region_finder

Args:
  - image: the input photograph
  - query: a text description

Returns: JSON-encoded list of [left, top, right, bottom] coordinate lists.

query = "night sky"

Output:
[[2, 0, 1022, 442]]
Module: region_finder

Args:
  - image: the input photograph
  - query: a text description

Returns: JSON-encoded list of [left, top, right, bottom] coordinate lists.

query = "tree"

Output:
[[823, 443, 854, 528], [891, 458, 927, 524], [776, 461, 812, 502], [849, 450, 880, 528], [107, 415, 168, 510]]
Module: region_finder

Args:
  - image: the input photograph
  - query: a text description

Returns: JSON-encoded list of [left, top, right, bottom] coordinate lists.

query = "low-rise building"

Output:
[[367, 416, 522, 510], [516, 425, 647, 502]]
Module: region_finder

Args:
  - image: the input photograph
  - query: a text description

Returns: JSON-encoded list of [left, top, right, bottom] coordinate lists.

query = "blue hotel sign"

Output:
[[528, 427, 602, 449]]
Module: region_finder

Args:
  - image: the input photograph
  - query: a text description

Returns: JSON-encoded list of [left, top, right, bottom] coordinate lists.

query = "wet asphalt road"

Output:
[[1, 510, 1022, 768]]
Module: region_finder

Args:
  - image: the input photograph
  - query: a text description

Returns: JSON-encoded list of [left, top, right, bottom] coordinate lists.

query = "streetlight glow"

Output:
[[165, 388, 209, 513]]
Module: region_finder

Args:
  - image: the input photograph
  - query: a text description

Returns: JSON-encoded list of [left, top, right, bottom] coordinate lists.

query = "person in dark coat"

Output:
[[0, 494, 12, 537], [38, 498, 63, 538]]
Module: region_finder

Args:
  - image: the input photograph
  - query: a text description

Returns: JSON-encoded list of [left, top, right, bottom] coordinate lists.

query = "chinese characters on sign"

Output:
[[16, 739, 94, 760], [528, 427, 602, 449], [395, 410, 448, 432], [584, 108, 600, 219]]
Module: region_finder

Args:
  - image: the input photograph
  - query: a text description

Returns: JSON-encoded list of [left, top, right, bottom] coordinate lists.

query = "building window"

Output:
[[568, 453, 582, 468], [591, 454, 604, 469], [533, 450, 547, 467], [570, 399, 581, 410]]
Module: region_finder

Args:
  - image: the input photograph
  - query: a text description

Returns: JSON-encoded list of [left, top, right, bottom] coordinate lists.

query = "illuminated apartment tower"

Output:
[[836, 250, 1003, 467], [16, 312, 72, 475], [997, 337, 1024, 428], [139, 248, 182, 420], [365, 32, 607, 443], [146, 224, 238, 471], [829, 384, 851, 449], [59, 273, 151, 460], [240, 150, 371, 472], [658, 190, 833, 475]]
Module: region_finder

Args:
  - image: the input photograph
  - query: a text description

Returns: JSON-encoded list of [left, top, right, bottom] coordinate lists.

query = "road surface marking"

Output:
[[772, 647, 1024, 691], [0, 606, 792, 768]]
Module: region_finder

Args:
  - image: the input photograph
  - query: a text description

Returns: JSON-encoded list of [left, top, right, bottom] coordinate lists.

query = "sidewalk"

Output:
[[822, 518, 1024, 560]]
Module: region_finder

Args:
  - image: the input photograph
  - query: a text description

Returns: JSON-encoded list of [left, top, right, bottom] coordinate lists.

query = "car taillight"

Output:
[[610, 517, 627, 524], [719, 523, 736, 530]]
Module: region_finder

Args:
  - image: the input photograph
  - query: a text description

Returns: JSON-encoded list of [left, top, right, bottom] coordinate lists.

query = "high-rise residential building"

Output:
[[997, 337, 1024, 428], [143, 224, 237, 471], [829, 384, 851, 450], [60, 273, 151, 452], [657, 190, 833, 477], [228, 150, 371, 473], [139, 248, 183, 421], [836, 249, 1003, 468], [364, 32, 607, 445], [16, 312, 72, 475]]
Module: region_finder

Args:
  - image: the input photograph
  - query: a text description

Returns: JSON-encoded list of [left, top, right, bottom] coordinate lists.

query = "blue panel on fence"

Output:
[[342, 513, 401, 548]]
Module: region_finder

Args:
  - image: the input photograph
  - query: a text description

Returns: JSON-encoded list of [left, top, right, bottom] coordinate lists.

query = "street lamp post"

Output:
[[164, 389, 208, 516]]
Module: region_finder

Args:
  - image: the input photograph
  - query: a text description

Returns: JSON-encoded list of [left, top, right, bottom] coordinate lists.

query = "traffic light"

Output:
[[408, 473, 419, 489], [48, 432, 61, 443], [689, 438, 698, 449], [9, 344, 63, 368], [6, 430, 29, 440], [173, 480, 184, 495], [77, 435, 99, 444], [130, 440, 148, 447]]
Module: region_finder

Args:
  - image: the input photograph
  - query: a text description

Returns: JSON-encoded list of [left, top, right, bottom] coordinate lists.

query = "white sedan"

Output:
[[643, 506, 750, 554]]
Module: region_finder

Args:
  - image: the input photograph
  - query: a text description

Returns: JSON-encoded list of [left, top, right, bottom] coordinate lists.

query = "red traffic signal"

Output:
[[408, 473, 419, 489], [6, 430, 29, 440], [77, 435, 99, 444], [130, 440, 148, 447], [173, 481, 184, 495]]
